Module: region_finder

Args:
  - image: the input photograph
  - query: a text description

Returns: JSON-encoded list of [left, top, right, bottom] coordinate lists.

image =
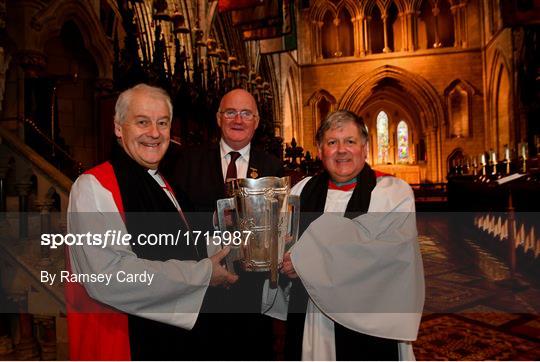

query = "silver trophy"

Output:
[[216, 176, 300, 288]]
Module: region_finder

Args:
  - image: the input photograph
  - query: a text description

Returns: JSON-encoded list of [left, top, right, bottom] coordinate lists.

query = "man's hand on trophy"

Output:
[[280, 252, 298, 279], [209, 247, 239, 287]]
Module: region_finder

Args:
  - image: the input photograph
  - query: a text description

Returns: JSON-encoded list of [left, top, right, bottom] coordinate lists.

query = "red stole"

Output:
[[65, 162, 131, 360]]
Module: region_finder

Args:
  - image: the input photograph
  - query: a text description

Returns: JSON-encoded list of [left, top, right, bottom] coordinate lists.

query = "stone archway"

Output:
[[283, 67, 301, 144], [30, 0, 114, 81], [488, 49, 512, 157], [339, 65, 445, 182], [359, 89, 421, 165]]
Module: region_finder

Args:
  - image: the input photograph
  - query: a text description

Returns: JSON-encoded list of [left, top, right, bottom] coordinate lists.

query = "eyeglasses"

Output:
[[220, 109, 257, 121]]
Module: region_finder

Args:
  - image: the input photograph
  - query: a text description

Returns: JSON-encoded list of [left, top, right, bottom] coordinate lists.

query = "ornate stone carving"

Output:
[[16, 50, 47, 78]]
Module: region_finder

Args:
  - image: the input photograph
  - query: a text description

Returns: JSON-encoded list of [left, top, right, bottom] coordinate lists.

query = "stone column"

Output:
[[9, 293, 39, 360], [0, 48, 10, 112], [450, 3, 462, 47], [315, 21, 323, 60], [15, 183, 32, 240], [332, 18, 342, 57], [33, 315, 57, 360], [432, 5, 442, 48], [35, 198, 54, 267], [363, 16, 372, 54], [311, 21, 323, 61], [399, 12, 407, 51], [403, 10, 419, 51], [0, 313, 14, 358], [459, 3, 468, 47], [356, 16, 366, 56], [427, 126, 439, 182], [382, 12, 391, 53], [0, 0, 7, 111]]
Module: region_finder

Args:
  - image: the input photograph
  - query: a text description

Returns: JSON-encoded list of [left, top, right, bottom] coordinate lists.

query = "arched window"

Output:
[[365, 124, 370, 160], [338, 9, 354, 56], [376, 111, 389, 164], [370, 6, 385, 54], [397, 120, 409, 163], [321, 11, 337, 58]]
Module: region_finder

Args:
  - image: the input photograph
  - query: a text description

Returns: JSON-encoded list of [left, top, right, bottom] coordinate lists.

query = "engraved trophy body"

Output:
[[216, 176, 300, 288]]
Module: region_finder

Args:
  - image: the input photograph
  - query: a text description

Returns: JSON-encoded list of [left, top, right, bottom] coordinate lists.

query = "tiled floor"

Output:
[[414, 215, 540, 360]]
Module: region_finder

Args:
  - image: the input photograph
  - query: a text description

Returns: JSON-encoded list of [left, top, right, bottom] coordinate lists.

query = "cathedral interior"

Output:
[[0, 0, 539, 359]]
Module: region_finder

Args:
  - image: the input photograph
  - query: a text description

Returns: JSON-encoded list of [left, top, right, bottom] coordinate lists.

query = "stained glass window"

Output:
[[365, 125, 369, 161], [376, 111, 389, 164], [397, 120, 409, 162]]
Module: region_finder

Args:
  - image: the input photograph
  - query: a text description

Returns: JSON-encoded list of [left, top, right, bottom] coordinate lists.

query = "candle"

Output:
[[505, 146, 510, 161], [481, 154, 486, 165], [521, 142, 528, 159]]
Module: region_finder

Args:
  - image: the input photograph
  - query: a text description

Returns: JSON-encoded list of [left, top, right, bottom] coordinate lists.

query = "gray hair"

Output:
[[315, 110, 369, 146], [114, 84, 173, 124]]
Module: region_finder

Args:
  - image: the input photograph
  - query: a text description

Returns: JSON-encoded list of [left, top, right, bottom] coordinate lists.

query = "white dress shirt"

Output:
[[220, 139, 251, 180]]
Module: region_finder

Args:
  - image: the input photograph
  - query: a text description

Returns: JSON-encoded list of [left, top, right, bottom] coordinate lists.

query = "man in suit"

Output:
[[168, 88, 283, 211], [166, 88, 284, 359]]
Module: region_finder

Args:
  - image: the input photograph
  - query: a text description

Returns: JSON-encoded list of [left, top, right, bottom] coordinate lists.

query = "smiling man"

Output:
[[168, 88, 283, 211], [113, 85, 172, 169], [281, 110, 424, 361], [66, 84, 237, 360], [166, 88, 284, 215]]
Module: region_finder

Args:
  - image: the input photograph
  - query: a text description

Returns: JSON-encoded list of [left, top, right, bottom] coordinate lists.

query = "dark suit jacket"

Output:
[[168, 142, 284, 212], [162, 142, 284, 360]]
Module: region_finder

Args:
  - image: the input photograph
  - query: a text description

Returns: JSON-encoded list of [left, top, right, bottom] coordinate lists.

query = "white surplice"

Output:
[[286, 175, 425, 360], [67, 171, 212, 329]]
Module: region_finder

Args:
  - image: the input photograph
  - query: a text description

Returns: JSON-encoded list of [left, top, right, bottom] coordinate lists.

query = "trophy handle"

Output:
[[269, 198, 280, 289], [216, 197, 237, 274], [286, 195, 301, 251]]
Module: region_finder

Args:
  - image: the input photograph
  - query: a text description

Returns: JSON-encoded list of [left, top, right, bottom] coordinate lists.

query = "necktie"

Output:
[[225, 151, 241, 182]]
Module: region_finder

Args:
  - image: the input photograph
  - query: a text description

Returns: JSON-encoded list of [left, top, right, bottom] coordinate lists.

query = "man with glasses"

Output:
[[166, 88, 283, 359], [168, 88, 283, 211]]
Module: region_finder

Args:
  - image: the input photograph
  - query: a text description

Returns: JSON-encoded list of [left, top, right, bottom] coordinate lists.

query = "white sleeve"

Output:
[[67, 174, 212, 330], [368, 176, 416, 213]]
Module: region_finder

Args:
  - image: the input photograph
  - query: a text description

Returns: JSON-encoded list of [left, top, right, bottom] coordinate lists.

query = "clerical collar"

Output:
[[328, 177, 357, 191]]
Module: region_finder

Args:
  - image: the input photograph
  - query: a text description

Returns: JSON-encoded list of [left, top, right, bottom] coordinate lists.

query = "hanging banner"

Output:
[[231, 0, 281, 28], [243, 0, 296, 50], [218, 0, 265, 13]]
